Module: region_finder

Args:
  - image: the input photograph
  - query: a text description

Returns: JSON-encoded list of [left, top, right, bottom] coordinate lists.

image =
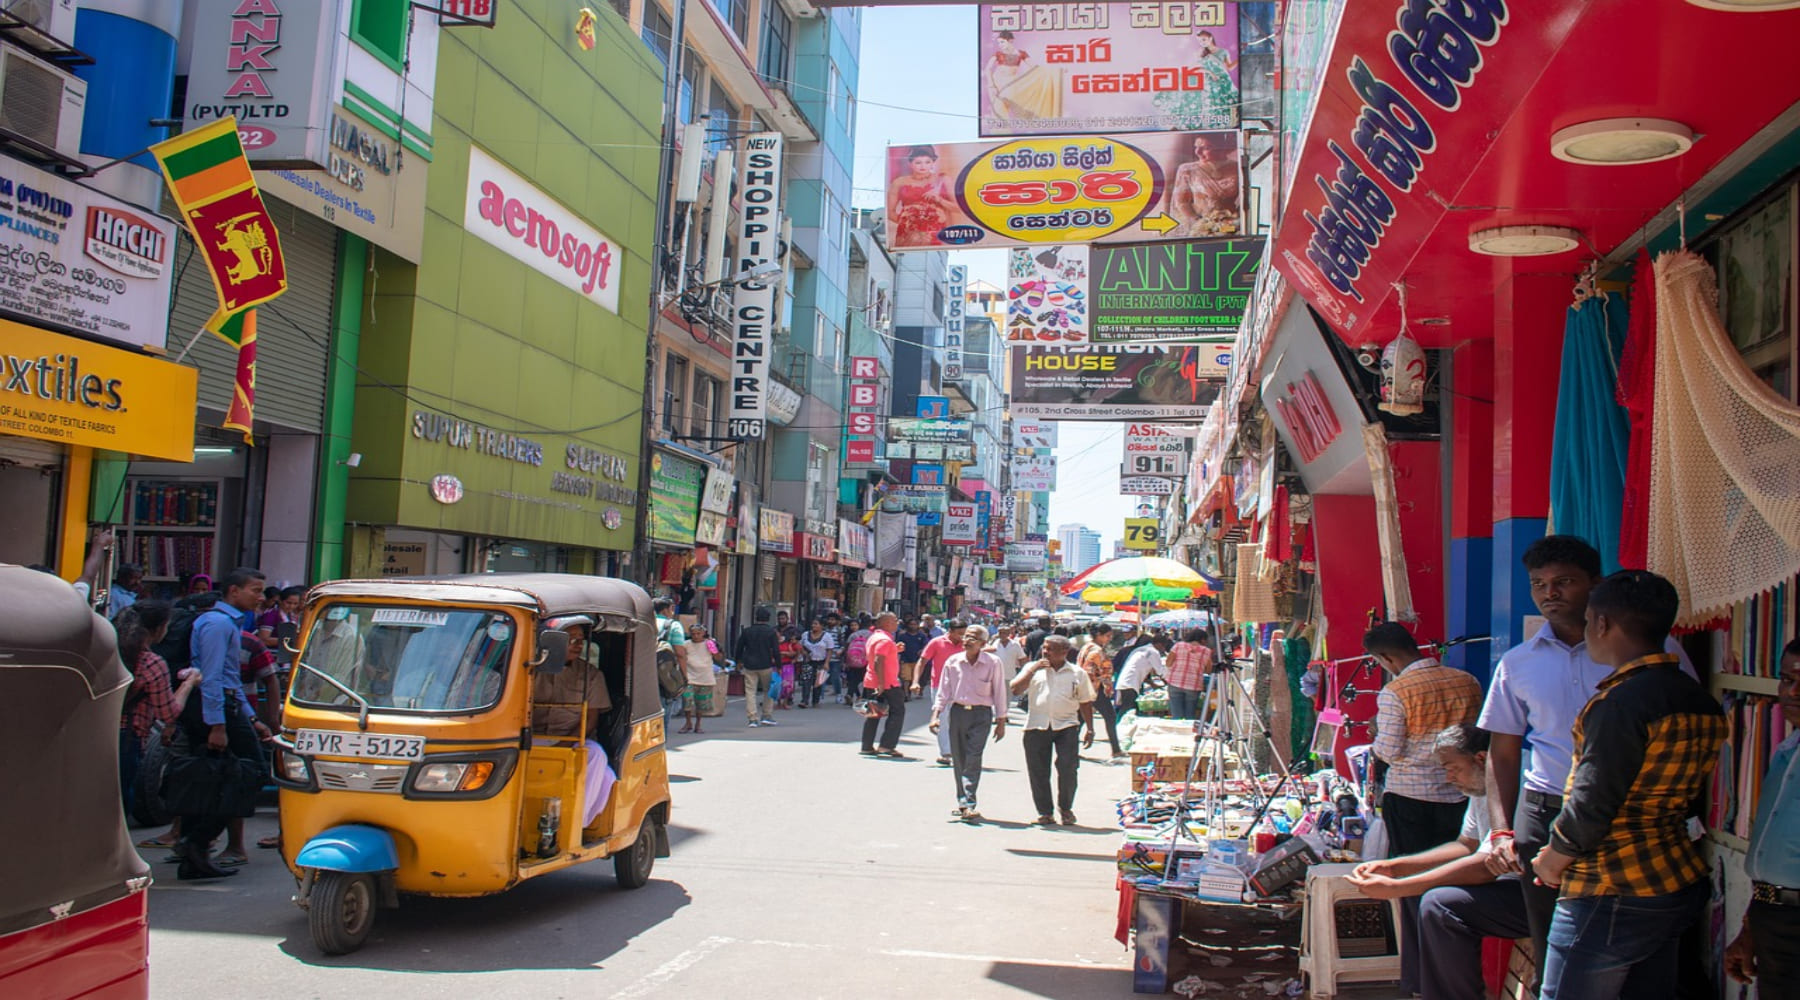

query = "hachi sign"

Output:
[[464, 145, 621, 313]]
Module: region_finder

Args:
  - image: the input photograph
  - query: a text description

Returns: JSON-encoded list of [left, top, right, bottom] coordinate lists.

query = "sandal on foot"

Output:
[[257, 835, 281, 850], [214, 852, 249, 868]]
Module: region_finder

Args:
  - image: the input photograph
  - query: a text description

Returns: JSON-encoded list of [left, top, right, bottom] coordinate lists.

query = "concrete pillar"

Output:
[[1446, 342, 1494, 678], [1489, 273, 1566, 661]]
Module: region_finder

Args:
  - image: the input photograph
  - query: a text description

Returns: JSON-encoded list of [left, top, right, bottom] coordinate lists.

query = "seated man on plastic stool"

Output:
[[1348, 725, 1528, 1000]]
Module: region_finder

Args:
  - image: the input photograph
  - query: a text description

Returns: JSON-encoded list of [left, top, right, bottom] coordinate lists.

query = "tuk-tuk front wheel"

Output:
[[614, 817, 658, 889], [310, 871, 376, 955]]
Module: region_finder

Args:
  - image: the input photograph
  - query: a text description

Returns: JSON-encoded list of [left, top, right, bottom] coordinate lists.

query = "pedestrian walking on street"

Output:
[[915, 619, 968, 765], [170, 567, 272, 880], [896, 617, 930, 700], [860, 612, 908, 757], [733, 607, 781, 727], [1012, 634, 1096, 827], [843, 614, 873, 700], [930, 624, 1009, 822], [1077, 624, 1125, 757], [798, 619, 835, 708]]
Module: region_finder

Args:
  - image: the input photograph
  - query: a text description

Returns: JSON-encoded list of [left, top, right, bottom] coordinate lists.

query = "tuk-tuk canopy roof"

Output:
[[0, 564, 131, 698], [307, 574, 655, 629]]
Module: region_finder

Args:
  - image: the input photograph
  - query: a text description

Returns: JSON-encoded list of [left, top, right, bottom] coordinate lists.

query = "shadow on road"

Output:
[[986, 959, 1131, 997], [1005, 848, 1120, 863], [273, 869, 693, 972]]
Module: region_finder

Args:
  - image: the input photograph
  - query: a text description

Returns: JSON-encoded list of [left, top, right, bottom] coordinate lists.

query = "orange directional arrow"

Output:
[[1139, 213, 1178, 235]]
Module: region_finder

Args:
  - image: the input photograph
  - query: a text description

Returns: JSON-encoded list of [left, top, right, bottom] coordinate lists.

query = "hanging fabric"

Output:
[[1549, 294, 1631, 571], [1362, 423, 1416, 621], [1233, 542, 1280, 623], [1616, 250, 1656, 569], [1649, 250, 1800, 625]]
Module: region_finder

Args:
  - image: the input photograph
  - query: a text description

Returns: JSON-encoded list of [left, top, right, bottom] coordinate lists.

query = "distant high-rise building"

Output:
[[1057, 523, 1103, 577]]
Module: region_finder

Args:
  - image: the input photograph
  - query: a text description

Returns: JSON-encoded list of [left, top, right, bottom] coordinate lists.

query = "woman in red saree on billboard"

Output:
[[887, 146, 961, 247]]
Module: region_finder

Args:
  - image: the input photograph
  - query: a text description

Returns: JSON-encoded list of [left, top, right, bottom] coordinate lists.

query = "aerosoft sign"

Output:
[[464, 145, 622, 313]]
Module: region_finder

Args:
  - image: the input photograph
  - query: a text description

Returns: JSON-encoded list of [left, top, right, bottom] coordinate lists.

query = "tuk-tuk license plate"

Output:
[[292, 729, 426, 761]]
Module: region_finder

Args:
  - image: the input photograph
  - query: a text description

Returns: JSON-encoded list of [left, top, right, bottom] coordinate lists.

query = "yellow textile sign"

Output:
[[1123, 518, 1161, 551], [0, 320, 197, 462]]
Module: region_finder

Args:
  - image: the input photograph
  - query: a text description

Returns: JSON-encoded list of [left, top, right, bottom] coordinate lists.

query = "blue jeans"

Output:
[[1541, 880, 1710, 1000], [1167, 686, 1201, 720]]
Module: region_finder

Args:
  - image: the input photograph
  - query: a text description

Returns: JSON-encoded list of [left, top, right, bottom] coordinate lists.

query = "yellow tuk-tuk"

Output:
[[272, 574, 670, 954]]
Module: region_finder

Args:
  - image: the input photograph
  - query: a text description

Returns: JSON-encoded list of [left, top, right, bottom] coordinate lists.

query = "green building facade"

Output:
[[344, 3, 663, 577]]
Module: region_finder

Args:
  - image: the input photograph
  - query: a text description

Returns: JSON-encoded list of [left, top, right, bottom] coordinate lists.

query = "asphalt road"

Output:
[[142, 693, 1139, 999]]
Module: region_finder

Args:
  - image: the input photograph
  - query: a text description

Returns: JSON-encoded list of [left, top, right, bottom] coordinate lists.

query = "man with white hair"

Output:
[[931, 624, 1009, 822]]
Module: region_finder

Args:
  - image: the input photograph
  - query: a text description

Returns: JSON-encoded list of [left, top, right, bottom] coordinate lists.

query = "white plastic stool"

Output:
[[1297, 863, 1403, 999]]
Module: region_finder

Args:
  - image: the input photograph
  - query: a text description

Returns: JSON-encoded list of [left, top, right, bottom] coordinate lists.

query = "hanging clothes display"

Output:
[[1649, 250, 1800, 624], [1549, 294, 1631, 571]]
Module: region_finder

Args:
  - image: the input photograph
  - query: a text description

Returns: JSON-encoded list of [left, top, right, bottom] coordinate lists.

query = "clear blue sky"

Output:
[[851, 6, 1140, 552]]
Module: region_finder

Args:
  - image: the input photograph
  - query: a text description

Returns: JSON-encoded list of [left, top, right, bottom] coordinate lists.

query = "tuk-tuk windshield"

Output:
[[290, 603, 516, 713]]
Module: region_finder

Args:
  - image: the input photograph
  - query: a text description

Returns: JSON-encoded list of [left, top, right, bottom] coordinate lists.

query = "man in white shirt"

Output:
[[1115, 634, 1171, 714], [930, 625, 1009, 822], [988, 624, 1027, 682], [1011, 634, 1095, 826], [1349, 725, 1528, 1000], [1477, 536, 1697, 989]]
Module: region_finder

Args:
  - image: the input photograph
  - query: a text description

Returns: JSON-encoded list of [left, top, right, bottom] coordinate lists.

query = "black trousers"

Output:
[[1115, 688, 1140, 714], [1513, 789, 1564, 994], [862, 686, 906, 751], [1748, 900, 1800, 999], [1381, 791, 1470, 994], [176, 696, 266, 851], [1023, 725, 1081, 817], [1090, 690, 1123, 754]]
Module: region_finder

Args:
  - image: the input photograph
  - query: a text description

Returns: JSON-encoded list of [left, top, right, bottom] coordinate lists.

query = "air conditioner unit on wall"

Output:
[[0, 44, 84, 160], [3, 1, 77, 46]]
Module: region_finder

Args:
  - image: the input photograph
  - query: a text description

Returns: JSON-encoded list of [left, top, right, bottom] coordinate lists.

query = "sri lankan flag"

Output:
[[221, 310, 258, 444], [149, 117, 287, 345]]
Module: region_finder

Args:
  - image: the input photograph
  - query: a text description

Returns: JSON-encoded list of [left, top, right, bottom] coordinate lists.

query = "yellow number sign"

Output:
[[1123, 517, 1160, 551]]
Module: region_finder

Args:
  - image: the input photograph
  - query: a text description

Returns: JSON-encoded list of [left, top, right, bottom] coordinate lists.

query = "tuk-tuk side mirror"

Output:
[[533, 629, 569, 673]]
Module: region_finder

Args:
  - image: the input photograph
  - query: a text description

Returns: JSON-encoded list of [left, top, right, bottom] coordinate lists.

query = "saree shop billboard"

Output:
[[1271, 0, 1582, 342], [1006, 238, 1260, 344], [978, 2, 1241, 136], [1008, 343, 1225, 421], [884, 131, 1241, 251]]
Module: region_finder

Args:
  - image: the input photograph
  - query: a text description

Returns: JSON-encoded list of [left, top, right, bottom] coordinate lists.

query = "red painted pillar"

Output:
[[1490, 272, 1568, 659]]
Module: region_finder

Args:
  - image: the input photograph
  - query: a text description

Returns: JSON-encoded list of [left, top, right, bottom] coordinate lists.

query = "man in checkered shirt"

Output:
[[1531, 571, 1725, 1000]]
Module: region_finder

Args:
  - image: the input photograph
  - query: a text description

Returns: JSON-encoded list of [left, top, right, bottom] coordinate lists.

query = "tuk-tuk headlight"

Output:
[[413, 760, 496, 793], [275, 748, 311, 784]]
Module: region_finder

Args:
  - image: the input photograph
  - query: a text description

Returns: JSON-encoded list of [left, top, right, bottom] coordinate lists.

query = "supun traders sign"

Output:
[[728, 132, 785, 441]]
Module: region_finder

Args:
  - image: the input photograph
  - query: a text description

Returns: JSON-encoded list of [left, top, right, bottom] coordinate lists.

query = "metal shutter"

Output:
[[0, 436, 64, 468], [164, 195, 337, 433]]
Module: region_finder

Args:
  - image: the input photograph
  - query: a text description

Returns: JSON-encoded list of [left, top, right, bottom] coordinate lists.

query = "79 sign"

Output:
[[1123, 518, 1160, 551]]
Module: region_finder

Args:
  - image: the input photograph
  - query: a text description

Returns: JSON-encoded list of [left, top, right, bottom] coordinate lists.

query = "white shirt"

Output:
[[1022, 661, 1096, 731], [1477, 625, 1695, 795], [1117, 645, 1165, 690], [991, 639, 1026, 679], [1458, 793, 1495, 855]]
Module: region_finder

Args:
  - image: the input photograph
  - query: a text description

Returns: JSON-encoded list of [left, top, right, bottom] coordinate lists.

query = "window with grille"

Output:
[[663, 353, 689, 436], [759, 3, 792, 89], [692, 375, 720, 437]]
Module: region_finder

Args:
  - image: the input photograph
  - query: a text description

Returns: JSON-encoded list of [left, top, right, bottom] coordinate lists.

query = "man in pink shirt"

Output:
[[860, 612, 909, 758], [930, 625, 1009, 822], [913, 619, 967, 765]]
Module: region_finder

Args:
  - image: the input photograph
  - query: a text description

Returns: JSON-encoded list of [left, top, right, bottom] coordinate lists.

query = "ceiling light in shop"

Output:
[[1684, 0, 1800, 10], [1468, 226, 1584, 256], [1550, 118, 1695, 165]]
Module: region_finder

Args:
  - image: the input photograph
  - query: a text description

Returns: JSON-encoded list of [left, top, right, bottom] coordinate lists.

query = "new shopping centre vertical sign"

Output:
[[729, 132, 785, 440]]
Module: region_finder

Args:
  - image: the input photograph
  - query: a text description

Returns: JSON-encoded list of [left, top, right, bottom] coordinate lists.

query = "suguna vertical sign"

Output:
[[728, 132, 784, 441]]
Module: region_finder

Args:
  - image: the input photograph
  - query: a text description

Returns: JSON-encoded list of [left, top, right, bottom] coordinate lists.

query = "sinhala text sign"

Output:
[[884, 131, 1240, 251], [978, 2, 1241, 137]]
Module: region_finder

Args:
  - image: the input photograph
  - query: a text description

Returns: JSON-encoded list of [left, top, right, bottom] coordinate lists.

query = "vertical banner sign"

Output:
[[944, 502, 979, 546], [945, 265, 968, 382], [846, 356, 883, 464], [729, 132, 784, 440]]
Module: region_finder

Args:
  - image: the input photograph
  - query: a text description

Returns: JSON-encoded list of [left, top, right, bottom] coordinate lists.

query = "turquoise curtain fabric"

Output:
[[1550, 297, 1632, 572]]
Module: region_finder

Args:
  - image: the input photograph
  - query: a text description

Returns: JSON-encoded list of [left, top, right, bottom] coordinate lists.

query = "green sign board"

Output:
[[648, 450, 706, 544]]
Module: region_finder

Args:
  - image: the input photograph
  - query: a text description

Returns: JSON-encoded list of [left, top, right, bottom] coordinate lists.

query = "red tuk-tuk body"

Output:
[[0, 565, 151, 998]]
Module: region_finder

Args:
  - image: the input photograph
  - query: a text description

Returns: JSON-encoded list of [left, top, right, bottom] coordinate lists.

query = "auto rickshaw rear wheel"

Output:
[[613, 817, 658, 889], [310, 871, 376, 954]]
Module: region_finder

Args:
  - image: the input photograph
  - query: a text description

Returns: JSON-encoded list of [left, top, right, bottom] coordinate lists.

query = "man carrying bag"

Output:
[[167, 568, 271, 880]]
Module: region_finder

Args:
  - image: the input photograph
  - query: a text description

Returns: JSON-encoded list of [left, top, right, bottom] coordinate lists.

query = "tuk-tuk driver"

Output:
[[532, 621, 616, 827]]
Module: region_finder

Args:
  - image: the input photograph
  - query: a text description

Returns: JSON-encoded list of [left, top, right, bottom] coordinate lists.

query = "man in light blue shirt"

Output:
[[1724, 639, 1800, 997], [173, 567, 271, 881]]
